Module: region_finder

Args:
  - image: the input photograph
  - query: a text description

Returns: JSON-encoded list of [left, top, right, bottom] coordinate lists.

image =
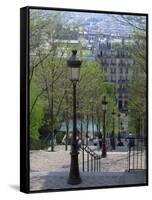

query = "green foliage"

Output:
[[29, 10, 122, 149], [30, 138, 43, 150], [103, 83, 118, 134], [56, 133, 64, 144], [127, 17, 146, 135], [30, 81, 45, 141]]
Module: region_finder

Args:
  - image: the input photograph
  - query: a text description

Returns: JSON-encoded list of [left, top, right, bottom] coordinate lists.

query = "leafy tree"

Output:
[[116, 15, 147, 137], [29, 10, 83, 149]]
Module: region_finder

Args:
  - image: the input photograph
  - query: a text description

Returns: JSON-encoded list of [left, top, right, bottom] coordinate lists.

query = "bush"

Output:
[[30, 137, 46, 150], [56, 132, 64, 144]]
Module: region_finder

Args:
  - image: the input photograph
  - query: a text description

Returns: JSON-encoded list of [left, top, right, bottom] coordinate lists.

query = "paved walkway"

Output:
[[30, 145, 146, 191], [30, 171, 147, 191], [30, 145, 129, 173]]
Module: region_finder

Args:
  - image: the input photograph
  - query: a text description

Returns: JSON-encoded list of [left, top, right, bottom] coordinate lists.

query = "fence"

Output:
[[80, 143, 102, 172], [79, 137, 146, 173], [128, 138, 146, 171]]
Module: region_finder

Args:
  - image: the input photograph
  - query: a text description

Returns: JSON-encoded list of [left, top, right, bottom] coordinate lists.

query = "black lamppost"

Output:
[[67, 50, 82, 185], [111, 109, 116, 150], [118, 113, 121, 141], [102, 96, 108, 158], [90, 99, 94, 138]]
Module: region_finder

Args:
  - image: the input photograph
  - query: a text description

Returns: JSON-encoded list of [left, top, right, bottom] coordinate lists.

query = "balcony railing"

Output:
[[117, 88, 128, 93], [117, 79, 129, 83]]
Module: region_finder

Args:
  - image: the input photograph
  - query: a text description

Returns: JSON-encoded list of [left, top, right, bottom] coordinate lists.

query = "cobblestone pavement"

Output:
[[30, 145, 146, 191], [30, 145, 129, 173]]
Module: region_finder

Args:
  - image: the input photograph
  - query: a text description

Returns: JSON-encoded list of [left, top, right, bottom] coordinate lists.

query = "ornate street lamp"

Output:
[[102, 96, 108, 158], [111, 109, 116, 150], [67, 50, 82, 185]]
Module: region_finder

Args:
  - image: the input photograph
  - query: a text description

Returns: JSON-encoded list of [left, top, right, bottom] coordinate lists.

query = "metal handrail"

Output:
[[81, 144, 102, 159], [80, 143, 102, 172]]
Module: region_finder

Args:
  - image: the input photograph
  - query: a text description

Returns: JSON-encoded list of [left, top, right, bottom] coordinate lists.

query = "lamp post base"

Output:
[[67, 152, 82, 185], [67, 176, 82, 185]]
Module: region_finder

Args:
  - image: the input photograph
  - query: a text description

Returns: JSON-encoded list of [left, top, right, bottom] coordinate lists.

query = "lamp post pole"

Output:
[[90, 99, 94, 138], [102, 96, 108, 158], [112, 109, 116, 150], [102, 109, 106, 157], [118, 113, 121, 142], [67, 50, 82, 185]]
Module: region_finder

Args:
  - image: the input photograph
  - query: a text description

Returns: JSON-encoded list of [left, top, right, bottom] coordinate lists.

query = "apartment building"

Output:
[[97, 37, 134, 112]]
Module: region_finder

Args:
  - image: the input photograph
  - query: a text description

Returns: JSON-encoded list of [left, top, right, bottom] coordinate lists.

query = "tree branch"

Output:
[[30, 49, 53, 84]]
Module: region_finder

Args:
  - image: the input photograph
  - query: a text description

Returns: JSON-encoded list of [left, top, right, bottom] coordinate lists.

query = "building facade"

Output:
[[97, 37, 134, 112]]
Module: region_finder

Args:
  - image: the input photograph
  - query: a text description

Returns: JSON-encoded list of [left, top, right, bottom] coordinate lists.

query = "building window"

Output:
[[120, 84, 123, 89], [120, 68, 123, 73], [118, 100, 123, 109], [112, 74, 116, 82], [111, 58, 115, 65], [104, 67, 107, 73], [110, 68, 116, 73]]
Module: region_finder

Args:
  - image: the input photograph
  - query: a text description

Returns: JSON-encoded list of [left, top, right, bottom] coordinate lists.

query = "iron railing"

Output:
[[128, 138, 146, 171], [80, 143, 102, 173]]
